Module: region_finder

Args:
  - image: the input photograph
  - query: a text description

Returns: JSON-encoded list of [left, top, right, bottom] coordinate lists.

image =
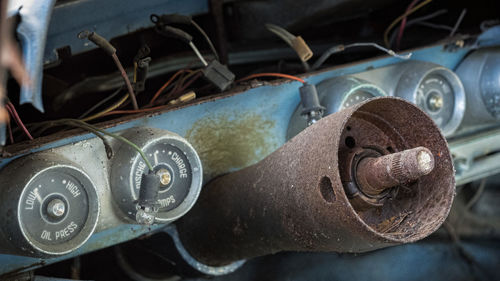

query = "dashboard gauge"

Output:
[[319, 76, 386, 114], [110, 128, 202, 223], [287, 76, 386, 139], [394, 62, 465, 137], [456, 48, 500, 128], [0, 154, 99, 257]]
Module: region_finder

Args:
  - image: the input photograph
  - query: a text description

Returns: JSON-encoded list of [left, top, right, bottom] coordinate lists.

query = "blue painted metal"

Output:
[[0, 224, 164, 275], [6, 0, 209, 113], [0, 43, 477, 275], [7, 0, 57, 112], [207, 241, 500, 281], [475, 25, 500, 47], [44, 0, 209, 64]]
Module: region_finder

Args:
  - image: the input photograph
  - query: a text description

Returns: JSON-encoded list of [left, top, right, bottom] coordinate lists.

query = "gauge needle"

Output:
[[154, 150, 160, 165]]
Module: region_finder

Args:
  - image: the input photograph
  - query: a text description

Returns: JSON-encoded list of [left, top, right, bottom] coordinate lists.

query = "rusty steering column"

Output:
[[176, 97, 455, 266]]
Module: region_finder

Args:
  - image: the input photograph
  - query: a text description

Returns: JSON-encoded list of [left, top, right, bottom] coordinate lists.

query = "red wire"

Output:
[[6, 117, 14, 144], [237, 73, 306, 84], [6, 102, 33, 140], [396, 0, 420, 49]]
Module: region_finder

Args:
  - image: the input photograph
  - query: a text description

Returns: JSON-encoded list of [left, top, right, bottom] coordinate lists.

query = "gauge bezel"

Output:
[[110, 128, 203, 224], [395, 65, 465, 137], [286, 76, 386, 140], [17, 164, 99, 255], [0, 154, 100, 257]]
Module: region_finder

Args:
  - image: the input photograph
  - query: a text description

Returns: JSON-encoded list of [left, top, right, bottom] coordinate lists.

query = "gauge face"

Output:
[[129, 143, 193, 212], [111, 128, 202, 224], [17, 165, 98, 255], [416, 74, 455, 129], [341, 90, 377, 109]]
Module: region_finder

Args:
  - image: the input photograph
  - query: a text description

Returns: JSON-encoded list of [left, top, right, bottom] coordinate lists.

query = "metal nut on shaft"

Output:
[[356, 147, 435, 196]]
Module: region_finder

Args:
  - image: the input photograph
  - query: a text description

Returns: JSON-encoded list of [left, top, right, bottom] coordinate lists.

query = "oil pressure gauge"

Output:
[[111, 128, 202, 223], [287, 76, 386, 139], [0, 154, 99, 257], [394, 62, 465, 136]]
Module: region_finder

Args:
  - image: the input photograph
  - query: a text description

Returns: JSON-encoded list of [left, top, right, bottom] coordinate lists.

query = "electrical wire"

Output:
[[384, 0, 434, 47], [105, 72, 203, 115], [111, 53, 139, 110], [78, 31, 139, 110], [81, 94, 128, 122], [389, 9, 449, 47], [311, 42, 411, 70], [6, 118, 13, 144], [189, 41, 208, 66], [155, 71, 202, 105], [266, 23, 312, 71], [266, 23, 295, 45], [465, 179, 486, 210], [66, 121, 114, 159], [133, 62, 138, 84], [191, 20, 220, 61], [237, 72, 306, 84], [78, 86, 124, 119], [396, 0, 420, 49], [102, 105, 172, 116], [149, 69, 192, 105], [5, 102, 33, 140], [416, 21, 453, 31], [449, 9, 467, 37], [47, 119, 154, 171]]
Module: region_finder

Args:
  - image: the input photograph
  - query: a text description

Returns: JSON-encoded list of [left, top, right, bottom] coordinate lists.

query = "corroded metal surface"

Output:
[[356, 147, 435, 196], [176, 97, 455, 266]]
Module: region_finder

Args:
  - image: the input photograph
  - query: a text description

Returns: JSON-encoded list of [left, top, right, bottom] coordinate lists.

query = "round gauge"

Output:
[[111, 128, 202, 223], [456, 48, 500, 128], [322, 77, 386, 114], [0, 154, 99, 257], [340, 90, 380, 110], [415, 74, 455, 128], [395, 63, 465, 137], [287, 76, 386, 139]]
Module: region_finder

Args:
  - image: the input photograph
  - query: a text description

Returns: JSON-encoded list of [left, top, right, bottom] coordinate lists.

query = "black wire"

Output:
[[191, 20, 219, 61]]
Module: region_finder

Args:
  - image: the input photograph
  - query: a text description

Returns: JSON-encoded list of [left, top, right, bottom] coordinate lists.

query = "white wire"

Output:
[[189, 41, 208, 66], [265, 23, 295, 44], [344, 43, 412, 60], [312, 42, 411, 70]]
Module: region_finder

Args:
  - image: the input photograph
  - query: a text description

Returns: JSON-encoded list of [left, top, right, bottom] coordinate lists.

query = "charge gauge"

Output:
[[111, 128, 202, 223], [0, 154, 99, 257], [287, 76, 386, 139], [394, 62, 465, 136]]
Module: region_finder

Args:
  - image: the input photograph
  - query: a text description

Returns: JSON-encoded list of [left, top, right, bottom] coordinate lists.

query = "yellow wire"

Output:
[[81, 94, 128, 122], [133, 62, 138, 83], [383, 0, 434, 47], [82, 62, 138, 122]]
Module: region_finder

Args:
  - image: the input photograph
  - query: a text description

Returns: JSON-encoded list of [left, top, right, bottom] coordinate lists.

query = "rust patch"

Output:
[[185, 112, 277, 181]]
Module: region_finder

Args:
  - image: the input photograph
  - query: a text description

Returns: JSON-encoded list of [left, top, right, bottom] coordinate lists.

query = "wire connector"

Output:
[[202, 60, 235, 91], [299, 83, 325, 126], [136, 170, 161, 225], [169, 91, 196, 105], [291, 36, 313, 62], [134, 57, 151, 93]]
